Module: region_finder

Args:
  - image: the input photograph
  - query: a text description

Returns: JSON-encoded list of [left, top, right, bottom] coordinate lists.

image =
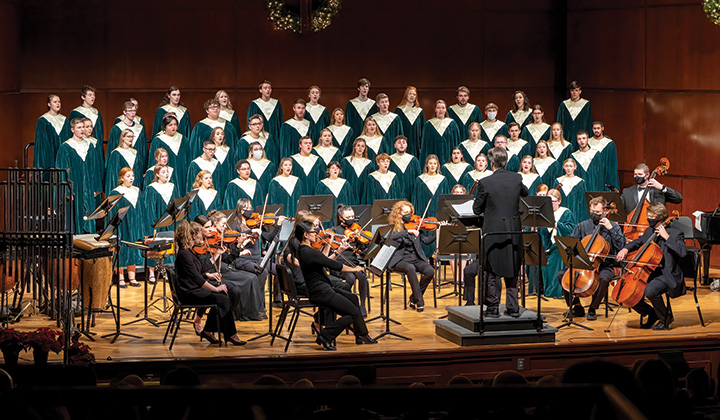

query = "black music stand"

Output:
[[370, 199, 400, 226], [84, 194, 123, 221], [100, 206, 142, 343], [297, 195, 334, 223], [437, 224, 480, 306], [555, 236, 595, 331], [247, 236, 282, 343], [522, 232, 547, 332], [520, 195, 554, 307], [584, 192, 627, 222], [350, 205, 372, 228], [365, 225, 397, 324], [436, 194, 473, 224], [255, 203, 283, 217], [435, 195, 476, 301]]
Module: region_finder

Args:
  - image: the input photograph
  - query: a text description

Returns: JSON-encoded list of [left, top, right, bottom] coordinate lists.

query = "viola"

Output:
[[623, 158, 670, 241], [245, 212, 294, 228], [344, 222, 373, 244], [561, 204, 617, 297], [612, 210, 679, 307], [192, 242, 222, 255], [206, 230, 244, 246]]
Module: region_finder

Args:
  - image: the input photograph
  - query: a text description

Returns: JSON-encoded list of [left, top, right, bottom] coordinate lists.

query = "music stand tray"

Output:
[[584, 191, 626, 222], [297, 194, 334, 223], [350, 205, 372, 228], [370, 200, 400, 226], [436, 224, 480, 305], [154, 190, 198, 230], [85, 194, 123, 221], [555, 236, 595, 331]]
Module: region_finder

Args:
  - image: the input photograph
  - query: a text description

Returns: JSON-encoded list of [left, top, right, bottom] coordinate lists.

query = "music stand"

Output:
[[100, 206, 142, 343], [435, 196, 476, 302], [84, 194, 123, 221], [255, 203, 283, 217], [522, 232, 547, 332], [370, 199, 400, 226], [436, 194, 472, 223], [520, 195, 554, 311], [351, 205, 372, 228], [297, 195, 334, 223], [436, 224, 480, 306], [584, 192, 626, 222], [555, 236, 595, 331], [248, 236, 282, 343]]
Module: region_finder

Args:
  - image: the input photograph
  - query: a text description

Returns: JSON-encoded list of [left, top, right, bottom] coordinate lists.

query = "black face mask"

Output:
[[402, 213, 413, 223], [635, 175, 646, 185], [647, 218, 659, 228], [242, 209, 253, 219], [590, 213, 602, 225], [342, 217, 356, 227]]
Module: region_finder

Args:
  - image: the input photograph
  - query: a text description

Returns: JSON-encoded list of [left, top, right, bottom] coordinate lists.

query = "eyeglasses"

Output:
[[204, 147, 216, 152]]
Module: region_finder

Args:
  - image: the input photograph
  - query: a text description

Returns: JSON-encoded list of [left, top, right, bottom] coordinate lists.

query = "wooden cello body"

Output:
[[623, 158, 669, 241]]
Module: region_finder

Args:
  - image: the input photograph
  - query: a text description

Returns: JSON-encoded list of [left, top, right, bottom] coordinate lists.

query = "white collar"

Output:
[[305, 103, 326, 123], [418, 173, 445, 195], [291, 153, 319, 176], [230, 177, 257, 198], [349, 97, 375, 120], [429, 117, 453, 136], [321, 177, 347, 198], [285, 118, 310, 136], [449, 103, 477, 124], [390, 153, 414, 172], [397, 105, 423, 125], [253, 98, 279, 121], [314, 145, 339, 165], [248, 158, 271, 177], [113, 185, 139, 208], [369, 171, 396, 192], [149, 182, 175, 204], [273, 175, 299, 195], [443, 162, 471, 180], [328, 125, 351, 145], [345, 156, 371, 175], [371, 112, 397, 134], [42, 113, 66, 135], [196, 188, 218, 208], [157, 132, 184, 155], [64, 138, 90, 161], [192, 157, 218, 173]]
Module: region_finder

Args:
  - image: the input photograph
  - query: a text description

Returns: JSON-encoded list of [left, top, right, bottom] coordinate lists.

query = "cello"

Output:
[[561, 204, 617, 297], [623, 158, 669, 241], [612, 210, 679, 307]]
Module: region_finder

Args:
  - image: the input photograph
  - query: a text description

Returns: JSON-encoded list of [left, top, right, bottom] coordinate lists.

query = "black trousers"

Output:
[[179, 288, 237, 337], [464, 261, 519, 311], [559, 266, 615, 311], [632, 275, 675, 321], [339, 270, 369, 311], [310, 287, 368, 341], [392, 255, 434, 307]]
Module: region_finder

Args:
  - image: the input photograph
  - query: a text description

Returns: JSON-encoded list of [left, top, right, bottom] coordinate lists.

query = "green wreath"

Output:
[[266, 0, 342, 33], [703, 0, 720, 25]]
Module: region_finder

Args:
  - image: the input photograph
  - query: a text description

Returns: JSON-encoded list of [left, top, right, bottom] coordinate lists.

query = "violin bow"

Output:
[[317, 216, 356, 268]]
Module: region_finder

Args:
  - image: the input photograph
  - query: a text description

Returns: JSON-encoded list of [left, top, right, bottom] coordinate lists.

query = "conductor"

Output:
[[472, 145, 529, 317]]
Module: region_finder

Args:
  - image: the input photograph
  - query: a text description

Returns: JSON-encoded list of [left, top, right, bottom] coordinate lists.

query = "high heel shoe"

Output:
[[194, 321, 203, 336], [225, 336, 247, 346], [200, 331, 219, 344], [355, 334, 378, 345], [315, 335, 336, 351]]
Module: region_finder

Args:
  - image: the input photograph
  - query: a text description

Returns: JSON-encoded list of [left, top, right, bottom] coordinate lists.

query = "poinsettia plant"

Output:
[[0, 328, 25, 352], [67, 335, 95, 365], [23, 328, 64, 354]]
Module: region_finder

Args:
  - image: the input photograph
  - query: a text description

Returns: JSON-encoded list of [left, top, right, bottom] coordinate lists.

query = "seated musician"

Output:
[[620, 163, 682, 215], [329, 205, 370, 316], [294, 221, 377, 350], [561, 196, 626, 321], [387, 200, 437, 312], [174, 220, 245, 346], [616, 203, 687, 330]]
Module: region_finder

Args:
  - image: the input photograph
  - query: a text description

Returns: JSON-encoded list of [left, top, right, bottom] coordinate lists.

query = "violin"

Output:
[[245, 212, 294, 228], [344, 222, 373, 244], [206, 230, 244, 246], [623, 158, 670, 241], [192, 242, 222, 255], [612, 210, 679, 307], [561, 204, 617, 297], [404, 215, 448, 231]]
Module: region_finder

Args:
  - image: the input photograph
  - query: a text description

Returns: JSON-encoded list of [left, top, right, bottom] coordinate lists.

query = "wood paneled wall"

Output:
[[567, 0, 720, 266]]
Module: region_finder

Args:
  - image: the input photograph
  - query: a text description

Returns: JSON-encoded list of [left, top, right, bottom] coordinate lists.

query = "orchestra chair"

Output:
[[670, 216, 705, 327], [271, 264, 319, 352], [163, 267, 221, 350]]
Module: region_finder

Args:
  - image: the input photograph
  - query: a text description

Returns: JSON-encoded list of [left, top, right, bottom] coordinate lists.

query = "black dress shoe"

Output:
[[504, 309, 520, 318], [640, 313, 659, 329], [200, 331, 220, 344], [355, 335, 378, 344], [315, 335, 336, 351], [652, 321, 670, 331], [484, 308, 500, 318], [586, 309, 597, 321], [408, 301, 416, 310], [225, 336, 247, 346]]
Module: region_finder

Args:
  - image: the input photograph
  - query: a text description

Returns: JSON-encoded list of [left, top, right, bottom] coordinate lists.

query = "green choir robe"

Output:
[[108, 185, 145, 267], [520, 173, 544, 196], [107, 121, 148, 170], [389, 153, 421, 200], [420, 118, 461, 163], [539, 206, 576, 298], [141, 181, 181, 267], [506, 153, 521, 173], [188, 187, 222, 221], [459, 139, 490, 165], [148, 132, 190, 192], [505, 109, 533, 130], [340, 156, 374, 202], [362, 171, 403, 204], [411, 173, 451, 258], [290, 153, 326, 196], [395, 106, 424, 157], [143, 165, 178, 189], [312, 145, 342, 167], [305, 103, 330, 143], [547, 141, 574, 165], [460, 169, 492, 193], [589, 136, 619, 191], [557, 99, 593, 150], [534, 157, 561, 187], [55, 139, 95, 234], [571, 148, 603, 192], [248, 158, 275, 200], [62, 106, 103, 144], [480, 120, 509, 144], [186, 157, 224, 195], [279, 118, 312, 160], [371, 112, 404, 157], [188, 118, 238, 160], [34, 113, 66, 169], [114, 115, 144, 129], [152, 104, 191, 139], [224, 177, 262, 209], [219, 108, 242, 140], [85, 137, 105, 195], [315, 177, 358, 225], [520, 123, 551, 156], [506, 138, 532, 162], [345, 98, 377, 142], [327, 125, 355, 158], [247, 98, 283, 142], [441, 162, 472, 187], [268, 175, 303, 218], [448, 103, 483, 141], [363, 134, 386, 162], [105, 147, 143, 196], [553, 176, 589, 221], [212, 143, 234, 195], [238, 131, 276, 165]]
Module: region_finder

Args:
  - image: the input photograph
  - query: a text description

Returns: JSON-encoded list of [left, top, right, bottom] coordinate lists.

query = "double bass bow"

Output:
[[623, 158, 670, 241]]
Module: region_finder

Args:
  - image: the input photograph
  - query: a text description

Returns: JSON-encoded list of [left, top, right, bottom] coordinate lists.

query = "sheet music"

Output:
[[693, 210, 704, 231], [451, 200, 475, 217], [370, 244, 396, 273]]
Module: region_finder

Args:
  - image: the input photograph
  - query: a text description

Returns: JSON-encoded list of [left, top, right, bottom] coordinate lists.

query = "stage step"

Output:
[[434, 305, 557, 346]]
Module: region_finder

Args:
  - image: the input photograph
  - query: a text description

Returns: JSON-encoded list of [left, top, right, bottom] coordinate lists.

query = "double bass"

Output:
[[612, 211, 679, 307], [623, 158, 669, 241]]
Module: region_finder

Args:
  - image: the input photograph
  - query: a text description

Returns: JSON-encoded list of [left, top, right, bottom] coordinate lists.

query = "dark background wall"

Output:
[[3, 0, 720, 265]]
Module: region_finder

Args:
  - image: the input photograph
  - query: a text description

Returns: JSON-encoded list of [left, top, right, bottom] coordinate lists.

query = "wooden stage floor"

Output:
[[8, 269, 720, 386]]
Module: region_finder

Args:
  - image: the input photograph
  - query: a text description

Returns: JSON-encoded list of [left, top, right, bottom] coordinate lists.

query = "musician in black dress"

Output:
[[294, 221, 377, 350], [387, 200, 437, 312], [329, 205, 370, 316], [621, 163, 682, 215], [616, 203, 688, 330], [560, 196, 626, 321], [472, 146, 528, 317], [173, 220, 245, 345]]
